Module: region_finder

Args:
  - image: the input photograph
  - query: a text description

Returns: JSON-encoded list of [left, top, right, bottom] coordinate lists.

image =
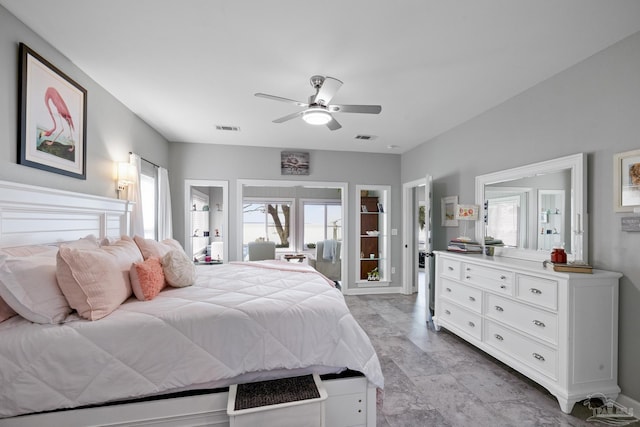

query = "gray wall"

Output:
[[402, 31, 640, 402], [168, 142, 402, 290], [0, 5, 169, 198]]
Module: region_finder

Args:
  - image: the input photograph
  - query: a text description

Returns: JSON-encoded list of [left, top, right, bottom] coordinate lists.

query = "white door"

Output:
[[402, 176, 433, 319]]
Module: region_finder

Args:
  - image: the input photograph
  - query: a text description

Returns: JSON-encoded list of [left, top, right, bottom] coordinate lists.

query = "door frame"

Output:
[[402, 177, 428, 295]]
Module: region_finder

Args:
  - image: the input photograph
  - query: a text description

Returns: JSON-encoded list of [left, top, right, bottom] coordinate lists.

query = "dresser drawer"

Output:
[[485, 320, 558, 380], [440, 258, 461, 280], [485, 294, 558, 345], [440, 278, 482, 313], [462, 263, 514, 296], [438, 300, 482, 341], [516, 274, 558, 310]]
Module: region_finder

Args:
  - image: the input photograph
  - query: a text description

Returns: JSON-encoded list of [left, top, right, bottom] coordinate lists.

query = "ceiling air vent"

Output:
[[354, 134, 376, 141], [216, 125, 241, 132]]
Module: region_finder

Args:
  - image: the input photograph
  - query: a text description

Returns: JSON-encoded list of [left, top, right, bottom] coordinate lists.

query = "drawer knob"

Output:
[[500, 275, 507, 280], [444, 309, 451, 315], [532, 352, 545, 362], [494, 334, 504, 341], [530, 288, 542, 295], [466, 275, 471, 279], [500, 285, 507, 289], [468, 321, 475, 328], [446, 287, 452, 292], [532, 320, 546, 328], [468, 296, 476, 302], [494, 305, 504, 312], [448, 266, 454, 271], [466, 267, 471, 271]]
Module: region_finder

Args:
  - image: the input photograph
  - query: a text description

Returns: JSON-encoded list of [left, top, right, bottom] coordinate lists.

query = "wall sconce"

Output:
[[116, 162, 135, 195]]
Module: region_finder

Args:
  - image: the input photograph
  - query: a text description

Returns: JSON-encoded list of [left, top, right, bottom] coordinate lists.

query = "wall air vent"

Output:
[[216, 125, 241, 131], [354, 134, 376, 141]]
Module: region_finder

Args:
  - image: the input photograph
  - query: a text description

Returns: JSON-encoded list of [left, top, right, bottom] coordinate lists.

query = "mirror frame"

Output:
[[475, 153, 587, 263]]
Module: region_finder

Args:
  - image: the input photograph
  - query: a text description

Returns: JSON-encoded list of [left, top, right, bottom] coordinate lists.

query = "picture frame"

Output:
[[441, 195, 458, 227], [281, 151, 309, 175], [614, 148, 640, 212], [19, 43, 87, 179], [377, 202, 384, 213]]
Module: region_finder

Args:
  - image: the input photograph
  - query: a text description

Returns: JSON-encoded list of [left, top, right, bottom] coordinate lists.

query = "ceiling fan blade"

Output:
[[255, 93, 308, 107], [326, 117, 342, 131], [313, 77, 343, 106], [329, 104, 382, 114], [273, 111, 303, 123]]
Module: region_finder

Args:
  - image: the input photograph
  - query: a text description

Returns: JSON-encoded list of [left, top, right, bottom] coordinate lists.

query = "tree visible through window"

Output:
[[243, 201, 291, 248]]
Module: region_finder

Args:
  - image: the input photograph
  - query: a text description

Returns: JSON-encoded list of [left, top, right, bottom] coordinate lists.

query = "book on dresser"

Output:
[[447, 238, 482, 253], [543, 260, 593, 273]]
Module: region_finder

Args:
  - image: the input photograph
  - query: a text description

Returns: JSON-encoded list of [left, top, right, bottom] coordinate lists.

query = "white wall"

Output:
[[402, 31, 640, 403], [0, 5, 169, 198], [168, 142, 402, 290]]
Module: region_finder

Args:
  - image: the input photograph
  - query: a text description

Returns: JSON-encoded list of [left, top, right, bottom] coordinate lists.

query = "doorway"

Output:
[[402, 176, 433, 322], [184, 180, 229, 263]]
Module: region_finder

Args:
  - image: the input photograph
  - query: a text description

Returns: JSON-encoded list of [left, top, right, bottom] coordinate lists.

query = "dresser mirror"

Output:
[[475, 153, 587, 262]]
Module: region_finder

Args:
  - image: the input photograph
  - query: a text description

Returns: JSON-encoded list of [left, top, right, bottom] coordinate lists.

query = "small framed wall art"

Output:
[[441, 195, 458, 227], [281, 151, 309, 175], [614, 148, 640, 212], [18, 43, 87, 179]]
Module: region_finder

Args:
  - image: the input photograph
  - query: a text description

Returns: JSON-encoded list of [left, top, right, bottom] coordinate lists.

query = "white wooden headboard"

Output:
[[0, 180, 132, 248]]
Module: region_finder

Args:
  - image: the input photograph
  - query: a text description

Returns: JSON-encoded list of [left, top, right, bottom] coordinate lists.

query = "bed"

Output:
[[0, 180, 383, 427]]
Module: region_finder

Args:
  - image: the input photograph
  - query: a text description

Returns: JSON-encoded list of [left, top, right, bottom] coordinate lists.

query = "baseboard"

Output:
[[617, 393, 640, 414]]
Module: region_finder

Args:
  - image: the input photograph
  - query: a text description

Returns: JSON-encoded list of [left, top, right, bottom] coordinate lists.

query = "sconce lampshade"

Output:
[[117, 162, 135, 191]]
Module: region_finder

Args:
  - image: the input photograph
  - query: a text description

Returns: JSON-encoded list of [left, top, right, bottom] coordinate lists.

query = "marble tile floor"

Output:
[[344, 290, 600, 427]]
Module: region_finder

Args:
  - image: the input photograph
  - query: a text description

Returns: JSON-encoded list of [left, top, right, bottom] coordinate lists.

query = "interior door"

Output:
[[424, 175, 434, 316]]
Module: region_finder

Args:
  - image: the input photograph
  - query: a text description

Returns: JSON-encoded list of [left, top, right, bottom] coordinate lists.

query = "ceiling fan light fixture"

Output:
[[302, 108, 332, 125]]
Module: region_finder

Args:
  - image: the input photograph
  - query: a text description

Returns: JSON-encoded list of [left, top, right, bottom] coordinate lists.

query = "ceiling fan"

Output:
[[255, 75, 382, 131]]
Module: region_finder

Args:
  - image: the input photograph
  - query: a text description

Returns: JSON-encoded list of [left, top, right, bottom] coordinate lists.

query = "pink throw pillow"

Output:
[[130, 257, 165, 301], [56, 246, 133, 321], [133, 236, 186, 260]]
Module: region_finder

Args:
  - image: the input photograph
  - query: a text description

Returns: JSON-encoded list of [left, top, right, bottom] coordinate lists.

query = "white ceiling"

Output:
[[3, 1, 640, 154]]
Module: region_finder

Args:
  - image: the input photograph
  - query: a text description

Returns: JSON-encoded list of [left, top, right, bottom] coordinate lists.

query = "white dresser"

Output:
[[433, 251, 622, 413]]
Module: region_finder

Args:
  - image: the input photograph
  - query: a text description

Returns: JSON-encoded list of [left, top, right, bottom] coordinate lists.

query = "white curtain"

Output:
[[158, 167, 173, 240], [129, 153, 145, 236]]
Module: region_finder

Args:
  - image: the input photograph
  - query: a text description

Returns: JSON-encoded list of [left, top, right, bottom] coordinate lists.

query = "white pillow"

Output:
[[0, 254, 71, 324], [162, 250, 196, 288]]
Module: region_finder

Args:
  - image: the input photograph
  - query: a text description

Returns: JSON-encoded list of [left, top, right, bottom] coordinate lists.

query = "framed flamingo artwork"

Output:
[[18, 43, 87, 179]]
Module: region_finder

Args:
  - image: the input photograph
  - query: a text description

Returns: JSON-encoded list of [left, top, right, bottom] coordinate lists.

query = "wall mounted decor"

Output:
[[19, 43, 87, 179], [280, 151, 309, 175], [441, 195, 458, 227], [614, 148, 640, 212]]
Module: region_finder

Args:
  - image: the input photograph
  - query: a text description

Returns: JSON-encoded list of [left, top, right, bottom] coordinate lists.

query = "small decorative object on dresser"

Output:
[[433, 251, 621, 414]]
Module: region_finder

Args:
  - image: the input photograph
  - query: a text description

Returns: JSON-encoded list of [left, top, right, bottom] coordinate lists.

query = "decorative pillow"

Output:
[[0, 254, 71, 324], [0, 245, 58, 257], [162, 249, 196, 288], [130, 257, 165, 301], [0, 296, 17, 323], [56, 245, 134, 321]]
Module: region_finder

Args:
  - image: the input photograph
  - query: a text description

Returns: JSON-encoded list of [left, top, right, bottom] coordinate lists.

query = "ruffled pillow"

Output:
[[162, 250, 196, 288], [130, 257, 165, 301]]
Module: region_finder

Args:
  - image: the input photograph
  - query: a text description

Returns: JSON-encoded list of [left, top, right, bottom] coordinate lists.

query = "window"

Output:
[[243, 200, 293, 249], [140, 164, 157, 239], [303, 202, 342, 249]]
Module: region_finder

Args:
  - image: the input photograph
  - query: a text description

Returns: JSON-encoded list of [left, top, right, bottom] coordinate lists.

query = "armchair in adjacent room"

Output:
[[308, 240, 341, 281], [247, 241, 276, 261]]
